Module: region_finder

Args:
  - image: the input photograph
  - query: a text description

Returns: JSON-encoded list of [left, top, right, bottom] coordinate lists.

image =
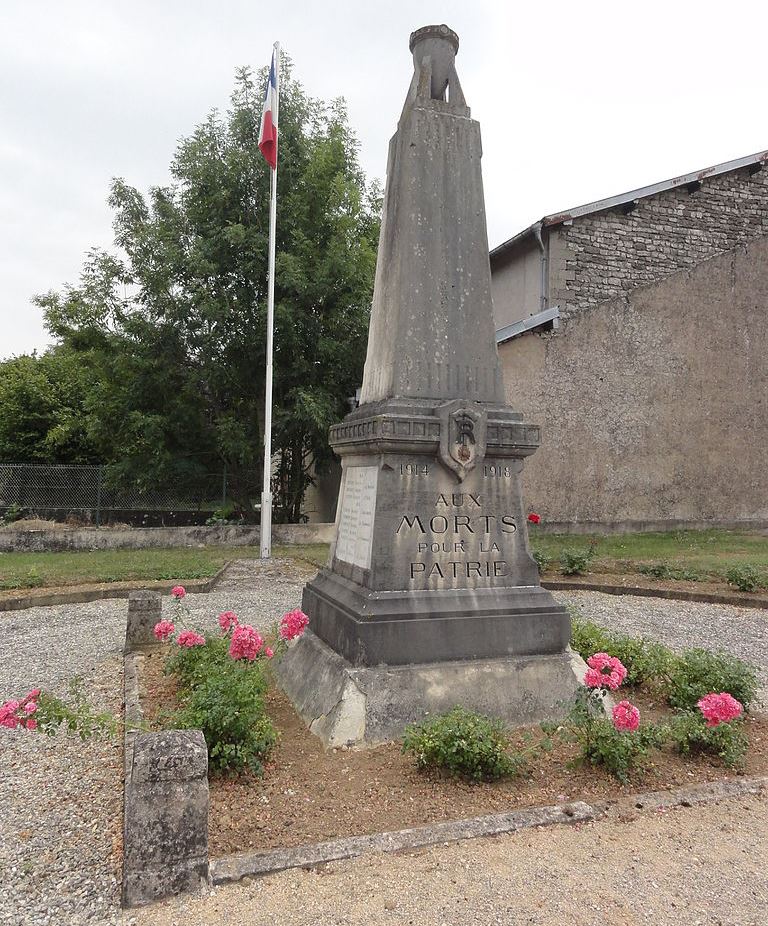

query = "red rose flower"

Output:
[[527, 513, 541, 524]]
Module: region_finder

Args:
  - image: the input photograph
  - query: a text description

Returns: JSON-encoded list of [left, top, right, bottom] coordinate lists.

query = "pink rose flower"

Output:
[[171, 585, 186, 599], [584, 652, 627, 691], [25, 719, 37, 731], [218, 611, 239, 633], [229, 624, 264, 661], [612, 700, 640, 732], [177, 630, 206, 647], [279, 609, 309, 642], [153, 620, 176, 642], [264, 646, 274, 659], [25, 689, 41, 701], [24, 701, 37, 715], [697, 692, 743, 728]]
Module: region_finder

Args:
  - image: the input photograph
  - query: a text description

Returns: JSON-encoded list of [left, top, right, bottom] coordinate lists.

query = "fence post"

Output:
[[95, 466, 103, 527]]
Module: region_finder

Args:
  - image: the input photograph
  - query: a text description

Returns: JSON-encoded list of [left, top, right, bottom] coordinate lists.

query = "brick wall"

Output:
[[551, 165, 768, 320]]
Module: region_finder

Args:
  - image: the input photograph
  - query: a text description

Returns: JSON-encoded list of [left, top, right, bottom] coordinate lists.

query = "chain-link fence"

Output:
[[0, 464, 228, 525]]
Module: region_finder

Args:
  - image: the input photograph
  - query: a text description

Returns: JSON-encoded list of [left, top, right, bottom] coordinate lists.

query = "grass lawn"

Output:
[[531, 529, 768, 582], [0, 543, 328, 591], [0, 530, 766, 591]]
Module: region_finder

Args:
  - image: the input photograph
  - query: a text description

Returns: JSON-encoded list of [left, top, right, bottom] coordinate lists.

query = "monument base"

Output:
[[276, 630, 590, 748]]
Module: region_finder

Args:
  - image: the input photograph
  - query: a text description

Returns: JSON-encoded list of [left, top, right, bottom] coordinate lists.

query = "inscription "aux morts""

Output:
[[396, 514, 517, 534]]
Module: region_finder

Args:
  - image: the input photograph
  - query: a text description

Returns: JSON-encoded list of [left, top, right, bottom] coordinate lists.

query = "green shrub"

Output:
[[175, 659, 276, 774], [548, 690, 667, 783], [637, 562, 703, 582], [402, 708, 526, 781], [667, 649, 759, 712], [531, 548, 551, 574], [726, 564, 762, 593], [570, 614, 677, 687], [559, 548, 595, 576], [637, 561, 675, 580], [574, 717, 667, 783], [669, 712, 748, 768]]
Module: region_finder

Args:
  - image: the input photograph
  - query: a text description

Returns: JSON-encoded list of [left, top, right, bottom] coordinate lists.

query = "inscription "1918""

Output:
[[484, 464, 511, 477]]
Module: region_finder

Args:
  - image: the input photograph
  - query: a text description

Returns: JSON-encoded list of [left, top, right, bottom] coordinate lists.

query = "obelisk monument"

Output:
[[278, 25, 586, 745]]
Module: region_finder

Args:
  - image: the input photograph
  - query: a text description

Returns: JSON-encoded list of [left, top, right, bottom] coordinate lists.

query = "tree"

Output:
[[36, 61, 380, 518], [0, 348, 100, 464]]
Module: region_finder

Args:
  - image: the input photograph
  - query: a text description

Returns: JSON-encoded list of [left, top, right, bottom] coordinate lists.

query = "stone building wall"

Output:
[[499, 236, 768, 526], [551, 164, 768, 321]]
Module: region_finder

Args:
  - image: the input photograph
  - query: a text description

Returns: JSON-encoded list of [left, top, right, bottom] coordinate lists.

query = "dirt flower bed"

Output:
[[140, 652, 768, 856]]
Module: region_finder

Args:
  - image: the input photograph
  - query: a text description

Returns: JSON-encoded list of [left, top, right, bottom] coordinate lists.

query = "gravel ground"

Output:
[[127, 793, 768, 926], [1, 560, 766, 926], [0, 559, 308, 926]]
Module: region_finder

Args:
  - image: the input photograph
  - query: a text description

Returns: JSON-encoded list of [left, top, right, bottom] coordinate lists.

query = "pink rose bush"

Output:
[[584, 652, 628, 692], [218, 610, 239, 632], [0, 691, 39, 731], [177, 630, 206, 647], [153, 620, 175, 642], [612, 700, 640, 733], [697, 692, 743, 728], [279, 609, 309, 642], [152, 583, 309, 665], [229, 625, 264, 661]]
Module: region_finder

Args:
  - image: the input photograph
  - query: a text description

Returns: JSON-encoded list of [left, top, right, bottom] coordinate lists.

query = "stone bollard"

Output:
[[125, 590, 162, 652], [122, 730, 209, 907]]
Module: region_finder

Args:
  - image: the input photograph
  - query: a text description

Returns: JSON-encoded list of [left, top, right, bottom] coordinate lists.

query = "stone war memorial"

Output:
[[278, 24, 587, 746]]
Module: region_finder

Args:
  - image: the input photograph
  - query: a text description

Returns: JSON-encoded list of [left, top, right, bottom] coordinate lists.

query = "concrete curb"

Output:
[[208, 775, 768, 885], [542, 579, 768, 610], [209, 801, 594, 884], [0, 562, 231, 612]]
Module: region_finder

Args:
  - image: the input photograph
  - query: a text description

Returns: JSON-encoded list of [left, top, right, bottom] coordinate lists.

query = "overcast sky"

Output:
[[2, 0, 767, 360]]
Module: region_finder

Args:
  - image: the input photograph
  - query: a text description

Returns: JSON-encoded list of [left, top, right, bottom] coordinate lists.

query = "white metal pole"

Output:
[[261, 41, 279, 559]]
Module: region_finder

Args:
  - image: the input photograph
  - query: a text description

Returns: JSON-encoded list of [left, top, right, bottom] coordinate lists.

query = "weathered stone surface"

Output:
[[360, 24, 503, 405], [210, 800, 594, 883], [277, 630, 589, 746], [125, 590, 162, 652], [122, 730, 209, 908], [282, 26, 579, 745]]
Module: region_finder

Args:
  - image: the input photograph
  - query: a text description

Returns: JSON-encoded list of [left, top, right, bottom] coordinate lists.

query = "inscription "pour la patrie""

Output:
[[396, 493, 517, 580]]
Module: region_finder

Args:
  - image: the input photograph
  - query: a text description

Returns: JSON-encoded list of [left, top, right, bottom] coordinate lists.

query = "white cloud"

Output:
[[1, 0, 766, 358]]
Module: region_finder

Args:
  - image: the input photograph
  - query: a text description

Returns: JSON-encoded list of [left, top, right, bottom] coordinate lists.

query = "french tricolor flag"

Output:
[[258, 49, 278, 170]]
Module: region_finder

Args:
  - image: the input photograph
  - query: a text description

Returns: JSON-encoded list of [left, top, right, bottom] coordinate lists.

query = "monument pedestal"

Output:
[[277, 630, 589, 747]]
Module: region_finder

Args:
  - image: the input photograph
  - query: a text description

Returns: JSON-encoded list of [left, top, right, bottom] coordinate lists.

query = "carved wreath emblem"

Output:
[[437, 400, 487, 481]]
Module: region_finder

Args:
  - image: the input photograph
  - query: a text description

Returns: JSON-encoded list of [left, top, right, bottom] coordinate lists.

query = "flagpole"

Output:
[[261, 41, 280, 560]]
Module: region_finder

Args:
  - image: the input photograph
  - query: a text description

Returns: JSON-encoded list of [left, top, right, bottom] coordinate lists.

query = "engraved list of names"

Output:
[[335, 465, 379, 570]]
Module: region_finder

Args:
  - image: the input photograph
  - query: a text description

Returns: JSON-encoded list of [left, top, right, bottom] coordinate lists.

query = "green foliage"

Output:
[[574, 717, 667, 783], [726, 564, 763, 593], [0, 504, 26, 525], [570, 613, 677, 686], [555, 689, 667, 783], [34, 62, 380, 520], [35, 677, 119, 739], [205, 503, 243, 526], [559, 548, 595, 576], [637, 562, 703, 582], [531, 548, 551, 574], [669, 712, 748, 768], [667, 649, 759, 712], [0, 348, 100, 464], [402, 708, 526, 782], [168, 639, 276, 775], [174, 656, 277, 775]]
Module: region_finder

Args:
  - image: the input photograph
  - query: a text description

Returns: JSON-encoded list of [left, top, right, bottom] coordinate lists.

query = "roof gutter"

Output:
[[532, 221, 548, 312]]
